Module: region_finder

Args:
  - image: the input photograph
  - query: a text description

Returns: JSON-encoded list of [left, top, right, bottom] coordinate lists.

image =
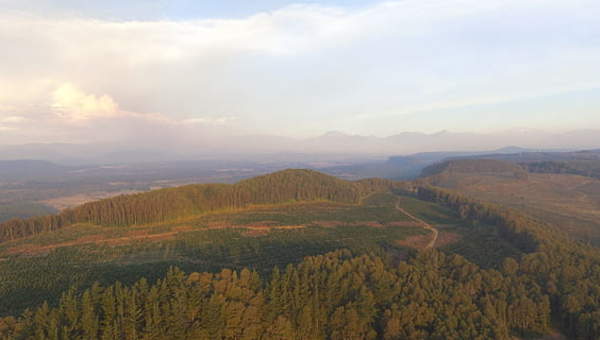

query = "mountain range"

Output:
[[1, 129, 598, 165]]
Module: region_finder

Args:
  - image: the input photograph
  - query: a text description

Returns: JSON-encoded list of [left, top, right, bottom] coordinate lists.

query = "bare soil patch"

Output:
[[311, 220, 418, 228], [395, 234, 432, 249], [311, 220, 345, 228], [433, 231, 461, 248], [242, 229, 270, 237], [388, 221, 421, 227], [6, 226, 196, 256]]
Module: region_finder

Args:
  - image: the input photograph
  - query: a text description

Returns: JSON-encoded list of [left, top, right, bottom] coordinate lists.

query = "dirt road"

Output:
[[395, 203, 439, 249]]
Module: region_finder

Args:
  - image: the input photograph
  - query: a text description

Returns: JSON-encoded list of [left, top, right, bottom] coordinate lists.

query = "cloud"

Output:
[[52, 83, 120, 121], [0, 0, 599, 142], [0, 116, 27, 124], [0, 115, 27, 133], [183, 116, 237, 126]]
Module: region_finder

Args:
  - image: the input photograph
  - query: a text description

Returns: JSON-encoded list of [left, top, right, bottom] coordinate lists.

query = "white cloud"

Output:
[[51, 83, 120, 121], [183, 116, 237, 125], [0, 0, 599, 142], [0, 115, 27, 124]]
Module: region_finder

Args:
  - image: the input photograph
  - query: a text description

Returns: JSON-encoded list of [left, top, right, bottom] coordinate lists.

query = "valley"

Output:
[[0, 189, 466, 318], [0, 166, 599, 339], [2, 2, 598, 337]]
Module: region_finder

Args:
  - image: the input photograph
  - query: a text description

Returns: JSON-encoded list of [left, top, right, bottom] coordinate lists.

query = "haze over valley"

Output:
[[1, 0, 600, 339]]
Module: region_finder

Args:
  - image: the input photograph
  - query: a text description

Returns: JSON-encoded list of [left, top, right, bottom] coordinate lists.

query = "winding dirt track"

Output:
[[395, 203, 439, 249]]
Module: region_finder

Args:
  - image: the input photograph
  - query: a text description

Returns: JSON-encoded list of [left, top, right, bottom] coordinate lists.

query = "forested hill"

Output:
[[6, 184, 600, 339], [0, 169, 396, 242], [420, 159, 528, 179]]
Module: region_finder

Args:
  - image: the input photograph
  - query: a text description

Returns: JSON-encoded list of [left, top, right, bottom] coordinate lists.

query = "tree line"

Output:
[[403, 184, 600, 339], [0, 249, 552, 339], [5, 171, 600, 338], [522, 160, 600, 179], [0, 170, 397, 243]]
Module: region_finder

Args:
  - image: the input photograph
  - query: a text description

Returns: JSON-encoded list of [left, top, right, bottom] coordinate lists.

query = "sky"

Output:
[[0, 0, 599, 146]]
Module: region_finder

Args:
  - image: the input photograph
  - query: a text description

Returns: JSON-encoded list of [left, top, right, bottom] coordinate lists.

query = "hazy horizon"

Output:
[[3, 2, 600, 337], [1, 0, 599, 149]]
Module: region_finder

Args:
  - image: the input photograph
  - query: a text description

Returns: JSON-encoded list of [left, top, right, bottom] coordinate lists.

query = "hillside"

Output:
[[0, 158, 303, 225], [0, 169, 396, 242], [472, 149, 600, 162], [2, 168, 600, 338], [420, 158, 600, 247], [456, 149, 600, 179], [320, 147, 541, 180], [522, 160, 600, 179], [0, 190, 471, 316], [4, 177, 600, 339], [420, 159, 528, 179]]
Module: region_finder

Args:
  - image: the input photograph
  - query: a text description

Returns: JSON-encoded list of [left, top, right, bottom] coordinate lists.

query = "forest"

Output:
[[2, 170, 600, 339], [0, 170, 396, 242], [410, 184, 600, 339], [522, 160, 600, 179], [0, 249, 552, 340]]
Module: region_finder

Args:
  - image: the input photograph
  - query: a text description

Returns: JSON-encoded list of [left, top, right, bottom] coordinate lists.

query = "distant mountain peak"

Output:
[[495, 146, 529, 153], [322, 131, 351, 137]]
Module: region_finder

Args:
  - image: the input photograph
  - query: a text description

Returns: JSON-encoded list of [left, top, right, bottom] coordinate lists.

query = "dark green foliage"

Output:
[[440, 222, 523, 269], [0, 220, 424, 317], [410, 184, 600, 339], [0, 250, 552, 340]]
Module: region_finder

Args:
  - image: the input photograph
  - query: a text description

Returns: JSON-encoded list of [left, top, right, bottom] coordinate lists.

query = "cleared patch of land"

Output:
[[0, 198, 423, 257]]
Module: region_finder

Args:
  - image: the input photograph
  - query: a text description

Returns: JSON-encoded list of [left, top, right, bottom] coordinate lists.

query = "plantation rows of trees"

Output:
[[4, 171, 600, 338], [0, 250, 552, 339], [0, 223, 421, 317], [420, 159, 529, 180], [409, 184, 600, 339], [0, 170, 396, 242], [522, 160, 600, 179]]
